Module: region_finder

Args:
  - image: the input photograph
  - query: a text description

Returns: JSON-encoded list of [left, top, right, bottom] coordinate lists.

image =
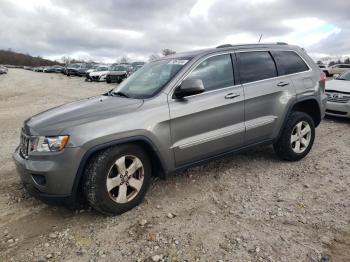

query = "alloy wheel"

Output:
[[106, 155, 144, 204], [291, 121, 312, 154]]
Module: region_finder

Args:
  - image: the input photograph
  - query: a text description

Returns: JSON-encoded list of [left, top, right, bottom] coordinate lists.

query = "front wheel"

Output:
[[274, 111, 315, 161], [83, 145, 151, 215]]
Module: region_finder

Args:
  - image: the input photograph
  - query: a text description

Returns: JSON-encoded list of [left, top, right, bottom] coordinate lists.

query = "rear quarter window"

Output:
[[271, 51, 309, 75]]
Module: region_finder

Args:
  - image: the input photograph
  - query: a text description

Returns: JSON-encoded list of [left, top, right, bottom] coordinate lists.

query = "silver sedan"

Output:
[[325, 71, 350, 118]]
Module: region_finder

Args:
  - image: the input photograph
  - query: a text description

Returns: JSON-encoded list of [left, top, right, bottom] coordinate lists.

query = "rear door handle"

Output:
[[225, 93, 240, 99], [277, 82, 289, 87]]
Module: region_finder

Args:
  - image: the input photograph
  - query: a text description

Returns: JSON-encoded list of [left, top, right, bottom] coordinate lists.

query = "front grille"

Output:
[[19, 130, 30, 158], [326, 92, 350, 103]]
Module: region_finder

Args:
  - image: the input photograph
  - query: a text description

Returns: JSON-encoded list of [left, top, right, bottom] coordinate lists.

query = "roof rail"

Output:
[[216, 44, 233, 48], [276, 42, 288, 45]]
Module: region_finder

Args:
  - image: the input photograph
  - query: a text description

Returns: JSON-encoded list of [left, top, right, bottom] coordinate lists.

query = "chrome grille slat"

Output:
[[19, 130, 30, 158], [326, 93, 350, 104]]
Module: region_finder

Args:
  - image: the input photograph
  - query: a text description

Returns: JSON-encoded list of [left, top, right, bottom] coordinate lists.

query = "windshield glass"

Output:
[[337, 71, 350, 81], [96, 66, 108, 71], [109, 65, 127, 71], [112, 58, 190, 99], [69, 64, 80, 68]]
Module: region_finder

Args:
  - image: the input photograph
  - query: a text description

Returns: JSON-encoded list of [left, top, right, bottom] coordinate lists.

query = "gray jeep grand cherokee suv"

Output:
[[14, 43, 327, 215]]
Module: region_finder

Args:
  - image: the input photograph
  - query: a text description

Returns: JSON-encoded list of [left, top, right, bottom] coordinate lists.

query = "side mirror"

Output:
[[174, 79, 205, 99]]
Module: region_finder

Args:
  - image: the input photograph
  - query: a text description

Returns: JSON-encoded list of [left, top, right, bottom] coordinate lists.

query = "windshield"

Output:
[[69, 64, 80, 68], [337, 71, 350, 81], [109, 65, 127, 71], [96, 66, 108, 71], [112, 58, 190, 99]]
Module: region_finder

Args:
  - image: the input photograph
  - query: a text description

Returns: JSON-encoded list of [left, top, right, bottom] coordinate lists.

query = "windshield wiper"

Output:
[[111, 91, 130, 98]]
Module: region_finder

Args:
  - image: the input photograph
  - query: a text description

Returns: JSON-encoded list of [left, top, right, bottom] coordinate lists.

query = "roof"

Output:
[[159, 43, 299, 61]]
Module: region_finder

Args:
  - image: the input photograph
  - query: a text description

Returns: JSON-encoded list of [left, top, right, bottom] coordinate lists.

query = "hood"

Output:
[[109, 70, 127, 75], [24, 95, 143, 135], [326, 80, 350, 93], [90, 71, 109, 76]]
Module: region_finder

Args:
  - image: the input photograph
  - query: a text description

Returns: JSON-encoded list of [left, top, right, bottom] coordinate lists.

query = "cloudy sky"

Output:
[[0, 0, 349, 62]]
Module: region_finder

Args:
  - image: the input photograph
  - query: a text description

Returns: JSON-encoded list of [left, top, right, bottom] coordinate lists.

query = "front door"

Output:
[[168, 53, 245, 166]]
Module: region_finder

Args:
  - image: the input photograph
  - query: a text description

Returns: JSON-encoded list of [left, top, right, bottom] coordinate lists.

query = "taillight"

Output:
[[319, 71, 326, 93]]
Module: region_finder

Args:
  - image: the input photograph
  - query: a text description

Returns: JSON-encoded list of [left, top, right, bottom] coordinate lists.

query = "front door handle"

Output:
[[277, 82, 289, 87], [225, 93, 240, 99]]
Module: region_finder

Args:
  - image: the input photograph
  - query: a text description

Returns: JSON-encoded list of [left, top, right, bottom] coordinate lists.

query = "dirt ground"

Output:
[[0, 69, 349, 262]]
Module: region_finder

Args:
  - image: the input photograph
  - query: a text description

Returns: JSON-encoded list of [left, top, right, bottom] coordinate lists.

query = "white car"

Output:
[[325, 71, 350, 118], [324, 64, 350, 76], [0, 65, 8, 74], [87, 65, 109, 81]]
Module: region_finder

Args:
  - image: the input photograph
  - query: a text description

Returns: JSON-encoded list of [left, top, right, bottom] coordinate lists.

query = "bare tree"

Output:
[[162, 49, 176, 56], [118, 56, 129, 64], [61, 56, 72, 65], [149, 53, 161, 61]]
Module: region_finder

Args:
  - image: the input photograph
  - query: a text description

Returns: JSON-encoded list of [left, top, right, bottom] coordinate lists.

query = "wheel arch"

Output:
[[72, 136, 167, 200], [276, 97, 322, 142], [290, 98, 321, 127]]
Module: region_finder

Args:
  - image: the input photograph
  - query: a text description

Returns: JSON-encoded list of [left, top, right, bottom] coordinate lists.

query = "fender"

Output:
[[275, 96, 321, 142], [71, 135, 168, 199]]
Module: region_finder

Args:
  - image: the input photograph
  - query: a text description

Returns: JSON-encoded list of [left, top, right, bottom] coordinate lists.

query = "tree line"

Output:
[[0, 49, 61, 66], [317, 57, 350, 67]]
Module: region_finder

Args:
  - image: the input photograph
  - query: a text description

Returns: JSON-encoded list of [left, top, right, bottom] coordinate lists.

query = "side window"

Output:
[[270, 51, 309, 75], [237, 51, 277, 84], [186, 54, 234, 92]]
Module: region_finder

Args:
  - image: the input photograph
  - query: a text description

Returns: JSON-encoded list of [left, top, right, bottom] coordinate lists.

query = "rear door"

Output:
[[168, 53, 245, 166], [236, 50, 295, 144]]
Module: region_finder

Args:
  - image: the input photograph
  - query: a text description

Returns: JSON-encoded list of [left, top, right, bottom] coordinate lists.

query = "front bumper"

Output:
[[326, 101, 350, 118], [13, 146, 85, 201]]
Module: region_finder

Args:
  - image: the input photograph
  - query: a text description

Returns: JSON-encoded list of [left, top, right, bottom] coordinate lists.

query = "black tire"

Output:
[[273, 111, 315, 161], [83, 144, 152, 215], [106, 76, 111, 83]]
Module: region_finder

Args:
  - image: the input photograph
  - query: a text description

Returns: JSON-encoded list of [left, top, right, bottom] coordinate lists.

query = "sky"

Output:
[[0, 0, 349, 63]]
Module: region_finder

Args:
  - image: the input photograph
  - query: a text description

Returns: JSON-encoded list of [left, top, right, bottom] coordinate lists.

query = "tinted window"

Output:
[[271, 51, 309, 75], [186, 54, 234, 91], [237, 51, 277, 84]]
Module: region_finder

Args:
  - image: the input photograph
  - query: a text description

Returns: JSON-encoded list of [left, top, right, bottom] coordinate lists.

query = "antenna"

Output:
[[258, 34, 263, 43]]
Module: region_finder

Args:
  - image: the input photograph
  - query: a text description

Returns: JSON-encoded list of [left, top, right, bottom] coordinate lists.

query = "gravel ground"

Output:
[[0, 69, 349, 262]]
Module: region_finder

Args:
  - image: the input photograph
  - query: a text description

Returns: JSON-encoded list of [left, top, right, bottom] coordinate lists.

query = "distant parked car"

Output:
[[86, 65, 109, 81], [106, 64, 129, 83], [64, 63, 81, 76], [45, 65, 64, 73], [33, 67, 44, 72], [325, 71, 350, 118], [324, 64, 350, 76], [23, 66, 32, 70], [85, 64, 99, 77], [75, 63, 96, 77], [0, 65, 8, 74]]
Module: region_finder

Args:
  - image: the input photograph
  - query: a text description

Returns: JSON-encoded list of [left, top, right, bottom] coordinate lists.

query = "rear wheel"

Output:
[[274, 111, 315, 161], [83, 145, 151, 215]]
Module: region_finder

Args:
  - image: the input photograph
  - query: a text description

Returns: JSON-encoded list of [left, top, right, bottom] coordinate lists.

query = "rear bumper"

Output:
[[326, 101, 350, 118]]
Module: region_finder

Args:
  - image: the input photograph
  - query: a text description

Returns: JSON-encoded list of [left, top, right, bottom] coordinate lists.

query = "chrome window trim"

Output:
[[235, 49, 312, 85], [170, 49, 312, 100]]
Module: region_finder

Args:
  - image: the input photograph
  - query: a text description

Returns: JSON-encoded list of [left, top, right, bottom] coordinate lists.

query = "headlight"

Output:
[[32, 136, 69, 152]]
